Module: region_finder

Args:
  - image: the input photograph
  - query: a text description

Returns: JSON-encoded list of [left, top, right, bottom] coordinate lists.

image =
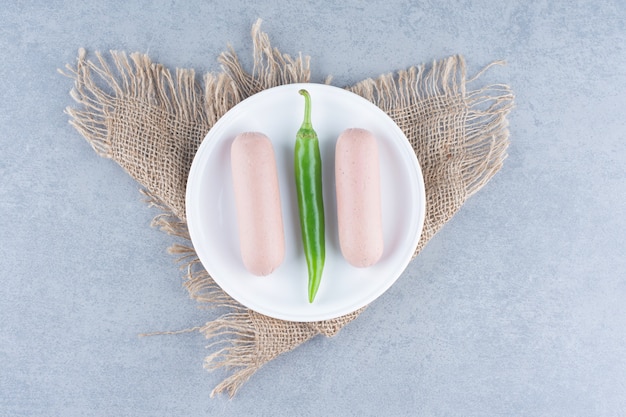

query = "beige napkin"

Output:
[[63, 19, 514, 397]]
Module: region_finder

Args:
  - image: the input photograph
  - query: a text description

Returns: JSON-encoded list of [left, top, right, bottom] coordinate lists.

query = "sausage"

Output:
[[230, 132, 285, 275], [335, 128, 384, 267]]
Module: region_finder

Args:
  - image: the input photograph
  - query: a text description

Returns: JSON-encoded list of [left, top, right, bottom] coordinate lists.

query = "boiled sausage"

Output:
[[231, 132, 285, 275], [335, 128, 384, 267]]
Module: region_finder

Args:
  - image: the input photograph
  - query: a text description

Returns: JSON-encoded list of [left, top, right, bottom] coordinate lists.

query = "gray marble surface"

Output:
[[2, 1, 625, 416]]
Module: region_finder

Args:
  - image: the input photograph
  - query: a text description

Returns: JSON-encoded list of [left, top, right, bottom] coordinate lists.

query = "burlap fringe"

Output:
[[63, 19, 513, 398], [348, 56, 513, 256], [200, 311, 259, 397], [61, 48, 206, 158], [218, 20, 311, 97], [348, 55, 513, 199]]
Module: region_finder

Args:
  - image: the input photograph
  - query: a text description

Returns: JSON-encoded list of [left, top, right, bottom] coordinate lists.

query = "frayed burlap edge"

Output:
[[62, 19, 514, 398], [348, 57, 513, 255]]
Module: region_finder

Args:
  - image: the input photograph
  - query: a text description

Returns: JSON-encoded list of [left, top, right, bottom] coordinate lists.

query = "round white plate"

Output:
[[186, 83, 425, 322]]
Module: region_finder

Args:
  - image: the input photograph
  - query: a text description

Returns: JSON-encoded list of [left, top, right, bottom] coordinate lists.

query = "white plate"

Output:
[[186, 83, 425, 322]]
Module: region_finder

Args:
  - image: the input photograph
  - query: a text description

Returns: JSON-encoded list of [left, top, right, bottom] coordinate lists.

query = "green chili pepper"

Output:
[[294, 89, 325, 303]]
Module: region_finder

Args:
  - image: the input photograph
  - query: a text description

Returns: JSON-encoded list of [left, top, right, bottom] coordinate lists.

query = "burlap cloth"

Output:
[[62, 20, 514, 397]]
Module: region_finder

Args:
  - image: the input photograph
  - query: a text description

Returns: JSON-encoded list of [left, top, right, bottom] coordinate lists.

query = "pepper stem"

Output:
[[299, 89, 312, 130]]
